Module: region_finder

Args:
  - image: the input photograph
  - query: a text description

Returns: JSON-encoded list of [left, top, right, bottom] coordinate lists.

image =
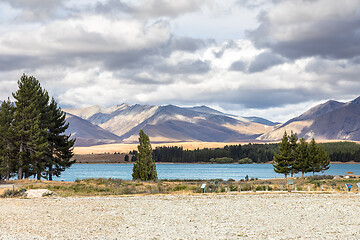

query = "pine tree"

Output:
[[0, 99, 16, 180], [273, 131, 292, 178], [132, 130, 157, 181], [11, 74, 74, 180], [288, 131, 298, 177], [318, 146, 330, 175], [44, 98, 75, 180], [308, 138, 321, 176], [293, 138, 310, 177], [12, 74, 48, 179]]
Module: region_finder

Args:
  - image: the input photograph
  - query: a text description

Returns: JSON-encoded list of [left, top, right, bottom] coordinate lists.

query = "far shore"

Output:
[[73, 140, 360, 155]]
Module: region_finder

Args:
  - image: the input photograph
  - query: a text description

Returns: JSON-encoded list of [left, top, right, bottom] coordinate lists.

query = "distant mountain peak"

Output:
[[350, 96, 360, 105], [258, 95, 360, 141]]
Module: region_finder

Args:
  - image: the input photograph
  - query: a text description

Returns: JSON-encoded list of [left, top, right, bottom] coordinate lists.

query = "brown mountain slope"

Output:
[[258, 96, 360, 141]]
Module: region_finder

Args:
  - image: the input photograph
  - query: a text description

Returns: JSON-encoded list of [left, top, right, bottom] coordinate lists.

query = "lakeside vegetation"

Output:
[[2, 176, 360, 197]]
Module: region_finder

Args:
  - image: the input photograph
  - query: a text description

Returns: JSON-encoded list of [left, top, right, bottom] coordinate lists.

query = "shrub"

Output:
[[307, 175, 334, 181], [173, 185, 188, 191], [210, 157, 234, 164], [0, 188, 26, 198], [238, 158, 253, 164]]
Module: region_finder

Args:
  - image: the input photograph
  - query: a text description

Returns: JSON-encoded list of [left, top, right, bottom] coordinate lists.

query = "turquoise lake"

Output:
[[53, 163, 360, 181]]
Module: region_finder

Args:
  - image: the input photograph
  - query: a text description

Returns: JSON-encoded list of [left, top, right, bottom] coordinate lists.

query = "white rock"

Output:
[[25, 189, 53, 198]]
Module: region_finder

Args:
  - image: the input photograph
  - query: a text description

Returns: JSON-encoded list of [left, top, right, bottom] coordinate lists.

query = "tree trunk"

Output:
[[49, 165, 53, 181], [25, 169, 30, 179], [313, 171, 315, 176], [18, 142, 24, 179], [302, 172, 304, 178], [6, 171, 10, 181], [37, 172, 41, 180], [18, 166, 23, 180]]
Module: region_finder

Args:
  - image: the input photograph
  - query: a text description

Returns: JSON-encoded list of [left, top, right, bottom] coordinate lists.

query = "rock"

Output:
[[25, 189, 54, 198]]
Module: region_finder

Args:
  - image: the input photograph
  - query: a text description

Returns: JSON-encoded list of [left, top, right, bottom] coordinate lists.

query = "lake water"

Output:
[[52, 163, 360, 182]]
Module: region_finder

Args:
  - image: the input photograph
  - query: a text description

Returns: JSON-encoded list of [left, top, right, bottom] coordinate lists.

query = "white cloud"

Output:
[[1, 0, 360, 124]]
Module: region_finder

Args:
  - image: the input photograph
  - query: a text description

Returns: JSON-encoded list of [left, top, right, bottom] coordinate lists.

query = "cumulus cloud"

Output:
[[248, 0, 360, 60], [0, 0, 360, 123], [229, 60, 246, 72], [247, 51, 285, 73]]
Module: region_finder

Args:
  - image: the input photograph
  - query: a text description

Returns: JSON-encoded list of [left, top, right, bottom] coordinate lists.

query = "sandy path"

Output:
[[0, 193, 360, 239]]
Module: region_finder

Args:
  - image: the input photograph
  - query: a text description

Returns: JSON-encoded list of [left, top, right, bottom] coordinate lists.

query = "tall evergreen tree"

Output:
[[132, 130, 157, 181], [44, 98, 75, 180], [308, 138, 321, 176], [317, 146, 330, 175], [288, 131, 298, 177], [273, 131, 292, 178], [293, 138, 310, 177], [0, 99, 16, 180], [12, 74, 48, 179], [10, 74, 75, 180]]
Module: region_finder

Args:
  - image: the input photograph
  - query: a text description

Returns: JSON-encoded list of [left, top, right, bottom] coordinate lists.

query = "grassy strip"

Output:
[[1, 175, 360, 197]]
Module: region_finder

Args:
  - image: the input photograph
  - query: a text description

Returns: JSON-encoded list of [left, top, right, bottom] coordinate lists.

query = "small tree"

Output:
[[273, 131, 292, 178], [132, 130, 157, 181], [124, 155, 129, 162]]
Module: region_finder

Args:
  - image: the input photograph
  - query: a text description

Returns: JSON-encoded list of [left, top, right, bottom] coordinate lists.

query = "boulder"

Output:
[[25, 189, 54, 198]]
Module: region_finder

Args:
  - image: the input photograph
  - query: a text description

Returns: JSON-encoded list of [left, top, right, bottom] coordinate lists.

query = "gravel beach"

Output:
[[1, 193, 360, 239]]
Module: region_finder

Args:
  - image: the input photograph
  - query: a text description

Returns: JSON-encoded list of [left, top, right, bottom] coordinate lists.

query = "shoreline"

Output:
[[73, 161, 360, 164]]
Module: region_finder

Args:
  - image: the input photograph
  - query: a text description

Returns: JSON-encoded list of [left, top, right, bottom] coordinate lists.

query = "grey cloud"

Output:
[[166, 36, 213, 53], [176, 85, 339, 109], [229, 60, 246, 72], [247, 0, 360, 60], [213, 40, 239, 58], [248, 51, 284, 73], [157, 60, 211, 75], [2, 0, 68, 21], [132, 0, 206, 19], [95, 0, 132, 15]]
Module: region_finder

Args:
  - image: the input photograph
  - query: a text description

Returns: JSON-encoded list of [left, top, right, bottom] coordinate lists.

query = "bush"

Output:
[[0, 188, 26, 198], [210, 157, 234, 164], [173, 184, 188, 191], [307, 175, 334, 181], [238, 158, 253, 164]]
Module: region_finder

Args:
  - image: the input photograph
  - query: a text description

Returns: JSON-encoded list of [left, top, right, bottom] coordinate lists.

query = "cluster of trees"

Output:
[[152, 143, 277, 163], [273, 131, 330, 178], [321, 142, 360, 162], [0, 74, 75, 180], [132, 130, 157, 181]]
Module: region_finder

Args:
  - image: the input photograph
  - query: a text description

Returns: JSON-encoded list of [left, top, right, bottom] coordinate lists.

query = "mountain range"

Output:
[[64, 96, 360, 147]]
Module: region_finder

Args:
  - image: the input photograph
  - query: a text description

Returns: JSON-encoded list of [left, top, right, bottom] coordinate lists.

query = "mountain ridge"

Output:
[[64, 103, 274, 146], [64, 96, 360, 146]]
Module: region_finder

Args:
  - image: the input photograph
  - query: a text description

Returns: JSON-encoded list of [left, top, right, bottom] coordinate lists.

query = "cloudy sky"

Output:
[[1, 0, 360, 122]]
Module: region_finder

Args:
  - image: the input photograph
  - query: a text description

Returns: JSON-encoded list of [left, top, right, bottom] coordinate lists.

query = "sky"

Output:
[[0, 0, 360, 122]]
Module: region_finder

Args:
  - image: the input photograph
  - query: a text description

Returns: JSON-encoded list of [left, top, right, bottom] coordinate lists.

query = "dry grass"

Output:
[[2, 176, 360, 197], [74, 141, 256, 154], [74, 140, 360, 154]]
